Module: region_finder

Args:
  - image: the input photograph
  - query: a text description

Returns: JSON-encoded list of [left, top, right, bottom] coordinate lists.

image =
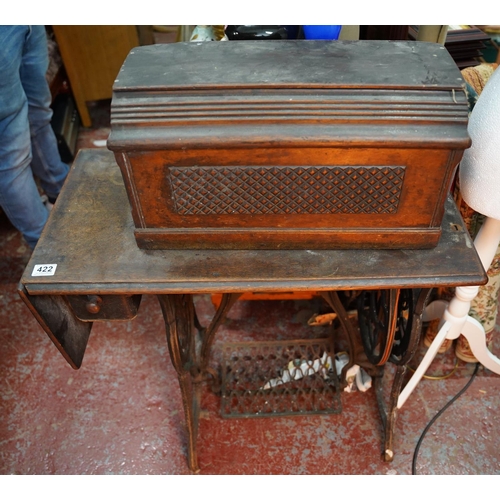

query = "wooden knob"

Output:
[[85, 295, 102, 314]]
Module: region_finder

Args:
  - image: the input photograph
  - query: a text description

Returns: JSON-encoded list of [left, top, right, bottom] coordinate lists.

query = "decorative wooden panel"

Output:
[[169, 165, 406, 215]]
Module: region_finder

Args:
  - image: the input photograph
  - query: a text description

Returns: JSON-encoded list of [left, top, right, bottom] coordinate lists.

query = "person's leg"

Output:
[[0, 25, 49, 248], [21, 25, 69, 201]]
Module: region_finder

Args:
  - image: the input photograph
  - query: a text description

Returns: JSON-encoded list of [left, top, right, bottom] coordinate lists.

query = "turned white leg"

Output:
[[397, 216, 500, 409]]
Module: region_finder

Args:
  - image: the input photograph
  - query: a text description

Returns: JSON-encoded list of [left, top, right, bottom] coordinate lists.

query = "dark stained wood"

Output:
[[65, 294, 142, 321], [107, 40, 471, 250], [21, 149, 486, 296], [409, 25, 491, 69], [17, 149, 488, 471], [110, 40, 461, 90], [18, 284, 92, 369], [360, 26, 409, 41]]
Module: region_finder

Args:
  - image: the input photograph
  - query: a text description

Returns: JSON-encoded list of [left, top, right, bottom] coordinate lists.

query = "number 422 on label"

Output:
[[32, 264, 57, 276]]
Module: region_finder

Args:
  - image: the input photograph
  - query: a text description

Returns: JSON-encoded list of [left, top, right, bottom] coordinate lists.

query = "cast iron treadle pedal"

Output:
[[220, 337, 341, 418]]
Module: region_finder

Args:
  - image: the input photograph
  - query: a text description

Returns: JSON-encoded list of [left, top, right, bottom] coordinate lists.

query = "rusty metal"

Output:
[[374, 364, 409, 462], [373, 288, 433, 461], [319, 291, 358, 386], [156, 294, 200, 473], [220, 338, 341, 418]]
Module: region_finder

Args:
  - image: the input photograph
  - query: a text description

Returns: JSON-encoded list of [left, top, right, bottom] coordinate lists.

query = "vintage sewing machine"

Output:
[[19, 40, 489, 472], [107, 40, 470, 250]]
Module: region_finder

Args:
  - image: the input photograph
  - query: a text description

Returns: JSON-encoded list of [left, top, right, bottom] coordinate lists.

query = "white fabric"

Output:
[[459, 67, 500, 219]]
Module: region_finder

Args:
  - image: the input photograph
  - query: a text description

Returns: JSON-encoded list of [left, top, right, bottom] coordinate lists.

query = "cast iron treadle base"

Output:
[[220, 338, 341, 418]]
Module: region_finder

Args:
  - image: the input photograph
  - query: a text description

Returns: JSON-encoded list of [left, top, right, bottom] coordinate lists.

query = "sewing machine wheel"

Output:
[[389, 289, 414, 364], [357, 289, 405, 366]]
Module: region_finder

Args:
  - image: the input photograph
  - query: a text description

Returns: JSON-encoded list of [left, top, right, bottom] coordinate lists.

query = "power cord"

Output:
[[412, 362, 480, 475]]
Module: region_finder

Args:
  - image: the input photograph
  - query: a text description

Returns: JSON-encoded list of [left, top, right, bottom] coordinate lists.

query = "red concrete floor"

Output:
[[2, 95, 500, 477]]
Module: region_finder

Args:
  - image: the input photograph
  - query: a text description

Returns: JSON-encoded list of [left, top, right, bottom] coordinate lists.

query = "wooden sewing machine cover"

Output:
[[107, 40, 470, 250]]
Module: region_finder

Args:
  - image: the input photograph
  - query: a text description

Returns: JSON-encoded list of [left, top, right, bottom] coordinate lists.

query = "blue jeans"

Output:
[[0, 25, 69, 248]]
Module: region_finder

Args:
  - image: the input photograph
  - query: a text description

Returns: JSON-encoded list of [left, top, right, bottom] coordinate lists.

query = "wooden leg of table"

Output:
[[157, 294, 200, 473], [17, 283, 92, 369]]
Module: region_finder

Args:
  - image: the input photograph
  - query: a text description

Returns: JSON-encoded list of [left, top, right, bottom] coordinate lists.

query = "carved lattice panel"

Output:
[[169, 165, 405, 215]]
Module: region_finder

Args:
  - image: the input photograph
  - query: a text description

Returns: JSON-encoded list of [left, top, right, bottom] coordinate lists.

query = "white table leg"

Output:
[[397, 216, 500, 409]]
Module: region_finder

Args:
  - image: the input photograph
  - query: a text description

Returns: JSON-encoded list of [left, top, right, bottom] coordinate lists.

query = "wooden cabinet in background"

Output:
[[52, 26, 141, 127]]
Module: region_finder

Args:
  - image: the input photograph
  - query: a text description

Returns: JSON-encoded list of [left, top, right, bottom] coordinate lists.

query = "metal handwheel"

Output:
[[357, 289, 405, 366], [389, 288, 414, 364]]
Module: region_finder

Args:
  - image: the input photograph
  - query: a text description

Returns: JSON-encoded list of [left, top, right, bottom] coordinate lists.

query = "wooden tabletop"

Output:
[[22, 149, 486, 295]]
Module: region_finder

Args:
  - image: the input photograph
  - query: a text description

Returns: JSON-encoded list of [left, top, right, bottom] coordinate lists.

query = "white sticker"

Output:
[[32, 264, 57, 276]]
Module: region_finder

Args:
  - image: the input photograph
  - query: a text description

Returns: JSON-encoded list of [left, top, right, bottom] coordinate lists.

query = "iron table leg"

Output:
[[157, 293, 240, 473], [375, 288, 433, 461], [319, 291, 358, 386]]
